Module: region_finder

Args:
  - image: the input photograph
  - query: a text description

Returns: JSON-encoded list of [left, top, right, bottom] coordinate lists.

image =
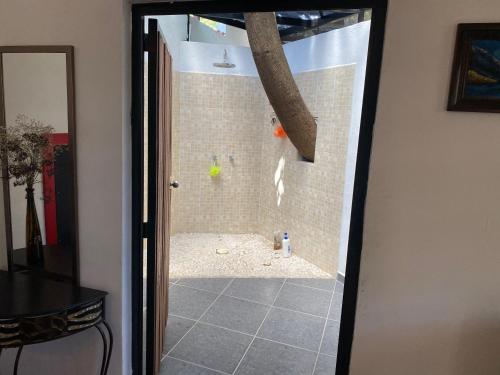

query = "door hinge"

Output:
[[142, 222, 149, 238]]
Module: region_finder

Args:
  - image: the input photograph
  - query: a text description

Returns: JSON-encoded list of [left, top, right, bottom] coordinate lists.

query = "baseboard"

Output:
[[337, 272, 345, 284]]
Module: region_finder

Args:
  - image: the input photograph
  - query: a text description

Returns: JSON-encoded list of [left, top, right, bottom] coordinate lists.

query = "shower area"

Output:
[[156, 13, 371, 375], [170, 63, 353, 278]]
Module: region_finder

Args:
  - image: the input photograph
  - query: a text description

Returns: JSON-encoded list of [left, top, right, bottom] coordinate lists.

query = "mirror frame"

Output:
[[0, 46, 78, 284]]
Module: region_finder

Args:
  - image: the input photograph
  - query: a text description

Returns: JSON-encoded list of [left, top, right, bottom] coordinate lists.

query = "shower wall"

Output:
[[171, 73, 264, 233], [257, 65, 355, 274], [171, 65, 354, 275], [169, 23, 367, 274]]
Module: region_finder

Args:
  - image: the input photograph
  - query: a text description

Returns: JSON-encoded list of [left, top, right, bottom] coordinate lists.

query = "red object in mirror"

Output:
[[43, 133, 69, 246], [273, 125, 287, 138]]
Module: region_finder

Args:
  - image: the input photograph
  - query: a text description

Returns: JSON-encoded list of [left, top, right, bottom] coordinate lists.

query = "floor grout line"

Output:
[[170, 282, 220, 296], [285, 280, 336, 293], [255, 336, 321, 355], [165, 277, 341, 373], [168, 313, 196, 322], [172, 277, 336, 294], [169, 282, 337, 320], [215, 293, 271, 308], [168, 313, 338, 359], [163, 354, 231, 375], [165, 278, 236, 358], [195, 320, 254, 337], [231, 278, 288, 375], [271, 305, 329, 320], [311, 281, 337, 375]]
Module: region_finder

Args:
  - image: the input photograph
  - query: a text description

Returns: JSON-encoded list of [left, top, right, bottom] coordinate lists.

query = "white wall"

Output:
[[350, 1, 500, 374], [0, 1, 131, 374], [177, 41, 258, 75], [154, 15, 249, 72], [156, 15, 188, 70]]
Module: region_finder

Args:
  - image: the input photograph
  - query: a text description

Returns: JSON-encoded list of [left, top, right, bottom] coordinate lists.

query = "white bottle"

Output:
[[282, 232, 291, 258]]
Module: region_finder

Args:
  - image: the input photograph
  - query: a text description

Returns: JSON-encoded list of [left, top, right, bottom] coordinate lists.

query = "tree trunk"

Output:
[[245, 12, 317, 161]]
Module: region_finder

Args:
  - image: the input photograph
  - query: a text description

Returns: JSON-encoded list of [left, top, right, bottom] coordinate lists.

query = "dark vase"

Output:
[[25, 187, 44, 265]]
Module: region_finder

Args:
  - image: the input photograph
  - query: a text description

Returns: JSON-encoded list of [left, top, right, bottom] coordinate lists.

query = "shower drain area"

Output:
[[169, 233, 333, 280]]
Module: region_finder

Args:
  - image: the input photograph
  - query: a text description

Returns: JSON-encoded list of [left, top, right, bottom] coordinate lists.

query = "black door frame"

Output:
[[131, 1, 387, 374]]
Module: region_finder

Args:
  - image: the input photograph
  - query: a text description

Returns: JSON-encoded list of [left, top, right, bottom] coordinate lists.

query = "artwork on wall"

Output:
[[448, 23, 500, 113]]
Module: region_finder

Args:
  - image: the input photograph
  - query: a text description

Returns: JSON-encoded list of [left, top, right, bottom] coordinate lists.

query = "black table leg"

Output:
[[13, 346, 23, 375], [95, 320, 113, 375], [101, 321, 113, 375], [95, 325, 108, 375]]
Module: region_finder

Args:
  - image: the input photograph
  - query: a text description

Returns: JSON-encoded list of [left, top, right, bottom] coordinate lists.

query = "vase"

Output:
[[25, 187, 44, 265]]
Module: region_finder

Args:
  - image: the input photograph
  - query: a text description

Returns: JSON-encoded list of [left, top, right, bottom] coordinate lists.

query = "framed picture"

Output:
[[448, 23, 500, 113]]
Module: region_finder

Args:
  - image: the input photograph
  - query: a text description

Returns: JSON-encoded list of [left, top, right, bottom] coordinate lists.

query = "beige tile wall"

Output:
[[257, 65, 355, 274], [171, 72, 264, 233], [171, 65, 355, 274]]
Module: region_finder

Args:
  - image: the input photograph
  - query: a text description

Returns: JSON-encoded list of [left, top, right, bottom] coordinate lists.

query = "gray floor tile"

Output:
[[169, 284, 218, 320], [164, 315, 196, 354], [314, 354, 337, 375], [286, 278, 336, 292], [160, 357, 220, 375], [328, 282, 344, 321], [177, 278, 232, 294], [235, 338, 317, 375], [224, 278, 284, 305], [320, 320, 340, 356], [257, 308, 325, 351], [274, 283, 332, 317], [334, 281, 344, 296], [170, 322, 253, 374], [201, 295, 270, 335]]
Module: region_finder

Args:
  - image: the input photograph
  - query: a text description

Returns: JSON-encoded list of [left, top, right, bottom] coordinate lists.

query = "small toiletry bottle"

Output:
[[273, 230, 282, 250], [282, 232, 291, 258]]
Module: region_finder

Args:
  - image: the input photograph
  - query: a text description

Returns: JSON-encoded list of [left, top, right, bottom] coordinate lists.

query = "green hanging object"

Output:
[[209, 164, 221, 177], [209, 156, 221, 177]]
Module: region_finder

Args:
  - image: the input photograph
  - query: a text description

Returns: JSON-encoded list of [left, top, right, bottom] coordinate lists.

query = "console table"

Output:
[[0, 271, 111, 374]]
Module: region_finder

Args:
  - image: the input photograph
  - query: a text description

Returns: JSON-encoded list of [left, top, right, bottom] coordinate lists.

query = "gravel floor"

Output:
[[169, 233, 333, 279]]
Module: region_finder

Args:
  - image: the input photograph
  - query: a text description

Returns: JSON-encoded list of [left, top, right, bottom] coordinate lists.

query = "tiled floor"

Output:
[[161, 277, 343, 375]]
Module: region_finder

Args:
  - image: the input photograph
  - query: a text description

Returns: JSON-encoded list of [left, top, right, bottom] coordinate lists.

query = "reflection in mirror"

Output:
[[0, 47, 78, 282]]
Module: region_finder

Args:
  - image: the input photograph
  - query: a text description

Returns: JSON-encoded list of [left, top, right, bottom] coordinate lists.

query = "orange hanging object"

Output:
[[273, 125, 287, 138]]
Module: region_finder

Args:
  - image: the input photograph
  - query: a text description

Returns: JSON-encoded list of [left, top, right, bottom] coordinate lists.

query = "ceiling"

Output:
[[196, 10, 368, 43]]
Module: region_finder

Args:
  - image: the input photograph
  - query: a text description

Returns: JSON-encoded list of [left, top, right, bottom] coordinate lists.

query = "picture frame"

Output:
[[448, 23, 500, 113]]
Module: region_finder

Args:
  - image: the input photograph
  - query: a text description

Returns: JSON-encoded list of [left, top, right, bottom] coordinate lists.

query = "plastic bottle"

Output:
[[273, 230, 282, 250], [282, 232, 291, 258]]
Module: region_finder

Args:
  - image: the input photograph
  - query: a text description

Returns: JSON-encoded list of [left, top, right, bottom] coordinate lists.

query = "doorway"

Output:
[[132, 2, 387, 375]]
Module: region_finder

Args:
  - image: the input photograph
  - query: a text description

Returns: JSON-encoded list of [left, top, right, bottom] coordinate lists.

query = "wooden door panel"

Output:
[[146, 18, 172, 375]]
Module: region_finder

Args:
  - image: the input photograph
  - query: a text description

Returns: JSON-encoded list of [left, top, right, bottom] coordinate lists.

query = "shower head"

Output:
[[213, 49, 236, 69]]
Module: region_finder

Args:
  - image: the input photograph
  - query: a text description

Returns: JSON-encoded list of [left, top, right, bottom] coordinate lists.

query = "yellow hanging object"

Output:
[[209, 164, 221, 177]]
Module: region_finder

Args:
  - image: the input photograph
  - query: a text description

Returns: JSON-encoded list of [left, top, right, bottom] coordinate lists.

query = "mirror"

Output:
[[0, 46, 78, 283]]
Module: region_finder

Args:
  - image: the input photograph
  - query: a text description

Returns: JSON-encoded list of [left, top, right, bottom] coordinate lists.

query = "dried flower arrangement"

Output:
[[0, 115, 55, 188], [0, 115, 56, 265]]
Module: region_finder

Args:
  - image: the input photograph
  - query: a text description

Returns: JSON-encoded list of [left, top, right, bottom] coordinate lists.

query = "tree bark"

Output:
[[245, 12, 317, 161]]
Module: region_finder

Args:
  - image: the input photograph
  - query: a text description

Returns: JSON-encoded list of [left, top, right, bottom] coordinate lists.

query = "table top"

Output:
[[13, 245, 75, 280], [0, 271, 107, 319]]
